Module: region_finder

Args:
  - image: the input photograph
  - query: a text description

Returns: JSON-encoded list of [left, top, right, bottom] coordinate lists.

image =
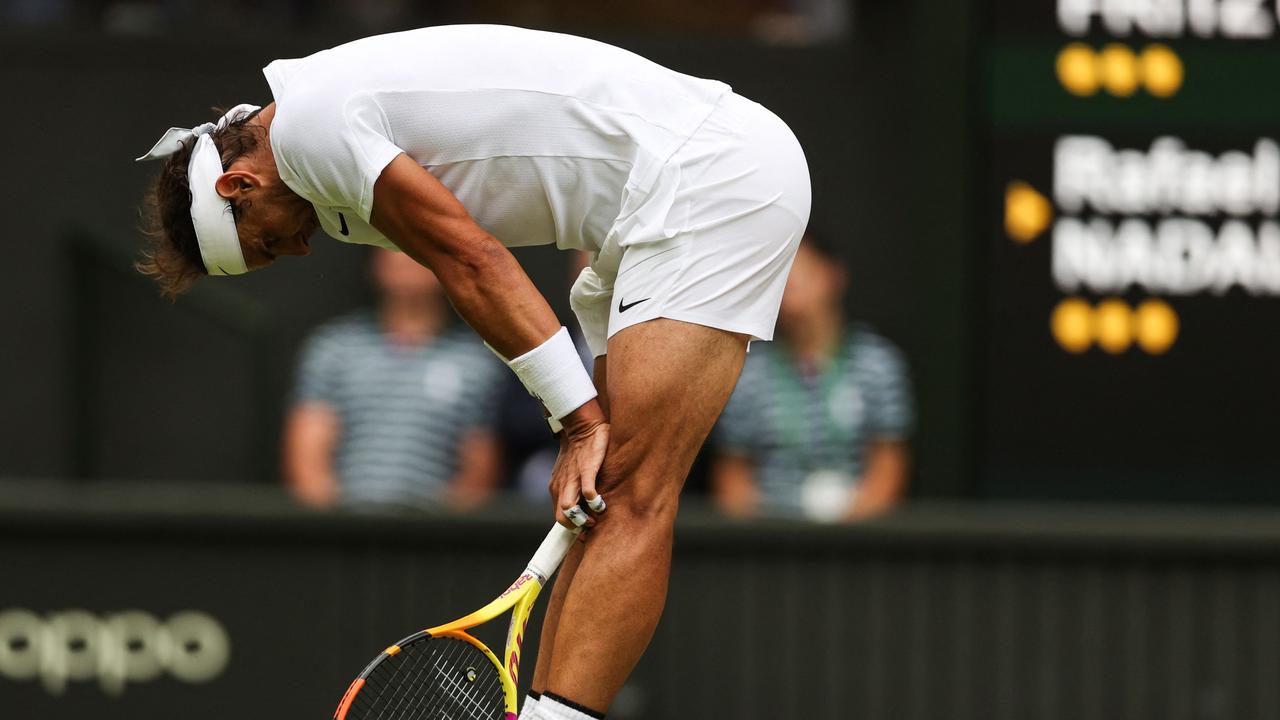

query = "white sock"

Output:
[[518, 693, 540, 720], [534, 692, 604, 720]]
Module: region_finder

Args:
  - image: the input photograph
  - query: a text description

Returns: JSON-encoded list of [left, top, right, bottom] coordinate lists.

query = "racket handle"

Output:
[[528, 523, 580, 580]]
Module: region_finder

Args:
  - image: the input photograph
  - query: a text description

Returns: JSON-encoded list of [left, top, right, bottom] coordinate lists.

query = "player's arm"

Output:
[[282, 401, 341, 508], [710, 453, 761, 518], [371, 154, 570, 360], [845, 439, 910, 521], [369, 154, 608, 526]]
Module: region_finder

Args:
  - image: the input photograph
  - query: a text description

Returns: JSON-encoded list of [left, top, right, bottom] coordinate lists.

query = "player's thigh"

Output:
[[592, 354, 610, 420], [597, 318, 748, 501]]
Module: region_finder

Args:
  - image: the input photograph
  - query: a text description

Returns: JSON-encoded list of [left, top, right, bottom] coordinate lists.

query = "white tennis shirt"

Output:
[[263, 25, 731, 252]]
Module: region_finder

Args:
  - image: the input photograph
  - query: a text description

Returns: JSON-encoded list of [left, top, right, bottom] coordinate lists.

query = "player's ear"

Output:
[[214, 170, 259, 201]]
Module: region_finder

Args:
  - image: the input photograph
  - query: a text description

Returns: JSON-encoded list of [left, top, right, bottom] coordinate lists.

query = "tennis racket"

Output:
[[332, 523, 579, 720]]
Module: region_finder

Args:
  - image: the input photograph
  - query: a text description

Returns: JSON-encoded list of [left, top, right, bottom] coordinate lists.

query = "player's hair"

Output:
[[137, 107, 265, 299]]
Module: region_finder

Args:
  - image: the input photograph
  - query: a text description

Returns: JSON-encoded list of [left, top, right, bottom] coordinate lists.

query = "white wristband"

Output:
[[500, 327, 597, 421]]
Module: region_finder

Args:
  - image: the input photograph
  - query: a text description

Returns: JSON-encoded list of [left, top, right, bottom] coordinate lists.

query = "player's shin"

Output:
[[528, 539, 585, 693]]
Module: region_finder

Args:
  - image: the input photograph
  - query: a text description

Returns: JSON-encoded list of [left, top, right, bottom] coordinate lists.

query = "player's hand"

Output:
[[550, 404, 610, 532]]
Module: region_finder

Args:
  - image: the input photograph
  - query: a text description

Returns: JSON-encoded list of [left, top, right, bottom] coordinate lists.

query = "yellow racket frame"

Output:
[[426, 568, 547, 718], [333, 525, 576, 720]]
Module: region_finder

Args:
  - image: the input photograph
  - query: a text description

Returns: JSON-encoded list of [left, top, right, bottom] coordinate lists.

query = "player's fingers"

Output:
[[581, 467, 605, 513], [557, 478, 592, 528], [555, 510, 577, 530], [580, 426, 609, 513], [563, 505, 588, 528]]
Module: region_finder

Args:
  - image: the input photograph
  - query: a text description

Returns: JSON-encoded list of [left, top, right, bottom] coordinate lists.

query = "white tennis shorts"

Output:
[[570, 91, 812, 358]]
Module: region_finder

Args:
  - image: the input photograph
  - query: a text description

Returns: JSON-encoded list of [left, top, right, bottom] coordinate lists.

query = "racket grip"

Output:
[[528, 523, 580, 580]]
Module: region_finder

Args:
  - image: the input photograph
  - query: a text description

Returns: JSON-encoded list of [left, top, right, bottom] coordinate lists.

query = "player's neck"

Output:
[[785, 306, 843, 364], [246, 104, 287, 188], [255, 102, 277, 128], [379, 296, 446, 346]]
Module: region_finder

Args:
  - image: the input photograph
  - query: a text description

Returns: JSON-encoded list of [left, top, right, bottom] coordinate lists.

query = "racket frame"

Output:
[[333, 524, 576, 720], [425, 563, 550, 717]]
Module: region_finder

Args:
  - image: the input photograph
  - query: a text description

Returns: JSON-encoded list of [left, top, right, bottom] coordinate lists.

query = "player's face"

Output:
[[215, 151, 320, 271], [234, 184, 320, 271]]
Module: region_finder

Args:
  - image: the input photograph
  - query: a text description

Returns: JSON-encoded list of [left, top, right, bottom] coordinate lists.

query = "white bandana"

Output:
[[136, 104, 261, 276]]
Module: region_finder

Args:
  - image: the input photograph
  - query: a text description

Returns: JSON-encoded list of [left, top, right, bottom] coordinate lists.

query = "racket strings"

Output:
[[349, 636, 505, 720]]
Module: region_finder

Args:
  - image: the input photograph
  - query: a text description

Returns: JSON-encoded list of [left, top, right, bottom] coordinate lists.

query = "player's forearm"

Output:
[[433, 241, 606, 430], [368, 155, 599, 425], [430, 238, 561, 359], [426, 241, 607, 433], [369, 156, 559, 359]]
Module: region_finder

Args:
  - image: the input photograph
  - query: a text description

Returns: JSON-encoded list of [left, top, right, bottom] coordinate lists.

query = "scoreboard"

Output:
[[977, 0, 1280, 501]]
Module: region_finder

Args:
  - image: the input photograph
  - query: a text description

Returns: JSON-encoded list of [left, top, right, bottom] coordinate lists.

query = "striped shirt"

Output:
[[291, 311, 505, 509], [714, 325, 914, 518]]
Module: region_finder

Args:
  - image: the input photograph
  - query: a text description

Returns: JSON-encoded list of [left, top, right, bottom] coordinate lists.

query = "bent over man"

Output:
[[136, 25, 809, 719]]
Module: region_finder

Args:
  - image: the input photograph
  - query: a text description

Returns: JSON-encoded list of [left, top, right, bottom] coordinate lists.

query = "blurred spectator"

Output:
[[711, 233, 914, 522], [753, 0, 850, 45], [283, 248, 504, 511], [3, 0, 846, 41], [3, 0, 72, 27], [496, 251, 594, 502]]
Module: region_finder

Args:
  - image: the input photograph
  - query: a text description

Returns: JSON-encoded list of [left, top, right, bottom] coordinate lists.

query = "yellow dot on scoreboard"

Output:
[[1134, 298, 1179, 354], [1056, 43, 1100, 97], [1099, 43, 1140, 97], [1095, 298, 1133, 353], [1051, 298, 1093, 354], [1146, 43, 1182, 97], [1140, 44, 1183, 98], [1005, 181, 1054, 243]]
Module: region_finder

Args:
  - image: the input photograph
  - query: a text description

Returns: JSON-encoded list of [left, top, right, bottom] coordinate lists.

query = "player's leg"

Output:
[[527, 356, 609, 711], [532, 89, 808, 718], [522, 542, 581, 717], [541, 318, 748, 713]]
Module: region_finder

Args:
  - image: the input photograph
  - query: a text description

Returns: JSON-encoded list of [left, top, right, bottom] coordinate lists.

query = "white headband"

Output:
[[135, 104, 262, 276]]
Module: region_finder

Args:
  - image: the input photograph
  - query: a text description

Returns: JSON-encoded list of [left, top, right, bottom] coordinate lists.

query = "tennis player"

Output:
[[136, 25, 809, 720]]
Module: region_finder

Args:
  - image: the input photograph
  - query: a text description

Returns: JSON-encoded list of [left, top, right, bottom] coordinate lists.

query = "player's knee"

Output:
[[598, 450, 682, 528], [599, 434, 682, 486], [611, 486, 679, 528]]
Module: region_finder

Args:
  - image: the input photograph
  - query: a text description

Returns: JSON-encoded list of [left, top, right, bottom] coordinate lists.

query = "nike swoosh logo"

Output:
[[338, 212, 349, 236], [618, 297, 651, 313]]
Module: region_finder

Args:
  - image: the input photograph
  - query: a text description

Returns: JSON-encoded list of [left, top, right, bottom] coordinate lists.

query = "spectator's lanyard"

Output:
[[768, 341, 849, 472]]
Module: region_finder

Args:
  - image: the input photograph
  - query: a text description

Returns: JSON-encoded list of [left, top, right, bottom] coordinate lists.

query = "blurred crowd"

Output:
[[283, 234, 913, 523], [1, 0, 848, 45]]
